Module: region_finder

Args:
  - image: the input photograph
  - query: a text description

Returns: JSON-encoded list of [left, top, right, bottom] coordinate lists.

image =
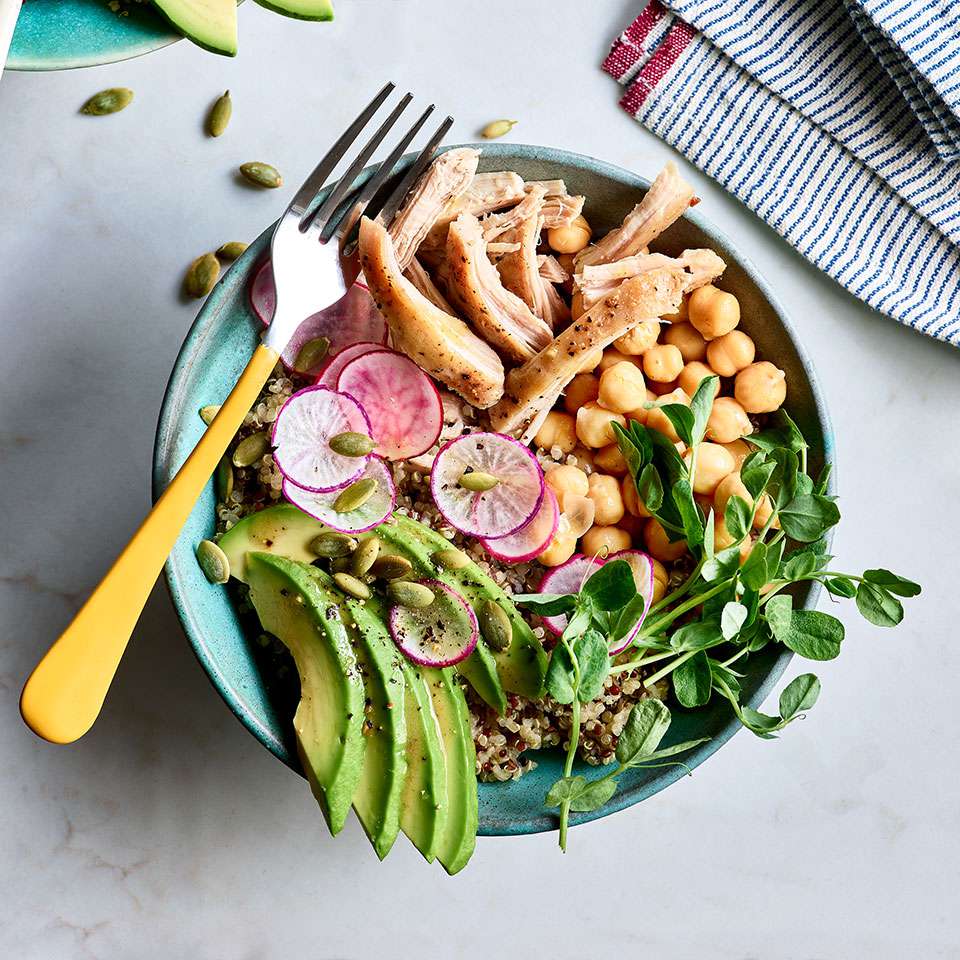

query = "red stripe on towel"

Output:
[[620, 19, 697, 114], [601, 1, 667, 81]]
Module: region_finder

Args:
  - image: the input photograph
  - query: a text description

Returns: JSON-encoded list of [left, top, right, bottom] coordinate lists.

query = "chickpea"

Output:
[[539, 531, 578, 567], [651, 558, 669, 603], [555, 252, 577, 276], [595, 443, 628, 475], [688, 284, 740, 339], [548, 214, 592, 254], [643, 343, 684, 383], [735, 361, 786, 414], [598, 348, 640, 373], [587, 473, 625, 526], [705, 396, 753, 444], [714, 472, 777, 531], [621, 474, 650, 518], [662, 321, 707, 362], [577, 346, 603, 372], [617, 512, 645, 540], [563, 373, 599, 414], [627, 389, 658, 425], [706, 330, 755, 377], [678, 360, 716, 398], [570, 445, 596, 473], [582, 525, 631, 558], [561, 494, 596, 537], [534, 411, 577, 454], [614, 320, 660, 356], [723, 438, 752, 469], [545, 464, 589, 501], [598, 361, 647, 414], [648, 377, 680, 397], [646, 388, 689, 442], [682, 442, 736, 495], [576, 402, 626, 448], [660, 296, 689, 324], [643, 518, 687, 563]]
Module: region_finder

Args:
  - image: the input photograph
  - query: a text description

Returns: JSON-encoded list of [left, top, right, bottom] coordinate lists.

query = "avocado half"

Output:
[[152, 0, 238, 56], [253, 0, 334, 20]]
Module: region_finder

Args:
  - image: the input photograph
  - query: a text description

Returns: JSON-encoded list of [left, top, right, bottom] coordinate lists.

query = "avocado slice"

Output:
[[390, 515, 548, 700], [218, 504, 324, 583], [152, 0, 238, 56], [253, 0, 334, 20], [426, 669, 478, 875], [396, 660, 448, 863], [369, 523, 507, 713], [245, 552, 365, 835]]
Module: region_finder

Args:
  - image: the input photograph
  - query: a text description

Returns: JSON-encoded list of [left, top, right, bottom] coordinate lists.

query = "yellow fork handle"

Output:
[[20, 344, 280, 745]]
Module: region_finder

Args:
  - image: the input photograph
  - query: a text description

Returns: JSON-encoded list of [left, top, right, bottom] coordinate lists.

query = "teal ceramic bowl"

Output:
[[153, 143, 835, 837], [8, 0, 180, 71]]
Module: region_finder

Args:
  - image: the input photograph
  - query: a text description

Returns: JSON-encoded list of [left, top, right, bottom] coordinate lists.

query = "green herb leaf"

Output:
[[672, 478, 704, 548], [862, 569, 921, 598], [778, 494, 841, 542], [670, 620, 724, 652], [781, 610, 844, 660], [512, 592, 577, 616], [823, 576, 857, 598], [636, 738, 710, 762], [741, 539, 769, 591], [545, 775, 587, 807], [724, 494, 752, 542], [609, 592, 654, 651], [656, 403, 696, 447], [765, 594, 793, 643], [615, 698, 672, 764], [637, 462, 664, 513], [569, 777, 618, 812], [673, 651, 713, 707], [613, 421, 647, 480], [779, 673, 821, 720], [703, 507, 716, 560], [855, 582, 904, 627], [741, 706, 782, 738], [563, 606, 593, 640], [582, 560, 636, 611], [814, 462, 833, 495], [710, 660, 742, 700], [702, 545, 742, 582], [721, 601, 749, 640], [689, 375, 720, 444], [575, 630, 611, 702], [545, 643, 577, 704], [741, 452, 776, 500]]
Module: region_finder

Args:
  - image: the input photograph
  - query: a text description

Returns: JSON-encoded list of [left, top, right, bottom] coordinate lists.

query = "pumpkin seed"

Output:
[[215, 456, 234, 501], [309, 532, 357, 558], [333, 477, 377, 513], [480, 119, 517, 140], [386, 581, 435, 609], [199, 404, 221, 425], [333, 572, 372, 600], [433, 547, 470, 570], [369, 554, 413, 580], [351, 536, 380, 576], [80, 87, 134, 116], [207, 90, 232, 137], [479, 600, 512, 652], [184, 252, 220, 299], [293, 337, 330, 374], [329, 431, 375, 457], [239, 161, 283, 189], [331, 556, 352, 573], [458, 470, 499, 492], [216, 241, 247, 260], [232, 431, 270, 467], [196, 539, 230, 584]]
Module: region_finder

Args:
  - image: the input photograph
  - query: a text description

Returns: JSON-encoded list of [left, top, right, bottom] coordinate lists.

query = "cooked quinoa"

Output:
[[216, 365, 669, 782]]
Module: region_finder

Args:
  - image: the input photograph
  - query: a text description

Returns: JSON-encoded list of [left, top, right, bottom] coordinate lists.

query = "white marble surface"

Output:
[[2, 2, 958, 957]]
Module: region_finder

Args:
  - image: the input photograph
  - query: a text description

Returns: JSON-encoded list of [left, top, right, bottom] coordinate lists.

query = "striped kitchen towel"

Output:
[[603, 0, 960, 346]]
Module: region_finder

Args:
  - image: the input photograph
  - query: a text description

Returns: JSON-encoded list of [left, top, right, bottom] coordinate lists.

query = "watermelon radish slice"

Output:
[[430, 432, 544, 539], [480, 487, 559, 564], [271, 386, 371, 493], [537, 554, 603, 636], [606, 550, 655, 654], [249, 260, 275, 326], [388, 580, 479, 667], [282, 456, 396, 534], [316, 342, 389, 389], [336, 350, 443, 461]]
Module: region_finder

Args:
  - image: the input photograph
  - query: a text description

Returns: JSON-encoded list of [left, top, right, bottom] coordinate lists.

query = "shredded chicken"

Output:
[[492, 185, 547, 316], [538, 254, 570, 284], [359, 217, 504, 409], [537, 277, 571, 329], [488, 267, 687, 435], [444, 214, 552, 364], [541, 194, 586, 230], [405, 257, 456, 314], [487, 241, 521, 256], [481, 186, 547, 243], [525, 179, 567, 197], [575, 161, 696, 269], [388, 148, 479, 271]]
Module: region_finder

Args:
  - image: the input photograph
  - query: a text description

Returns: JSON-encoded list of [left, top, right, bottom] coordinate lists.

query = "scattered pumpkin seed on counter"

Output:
[[80, 87, 134, 116], [333, 572, 371, 600], [216, 241, 247, 260], [350, 536, 380, 576], [207, 90, 232, 137], [329, 431, 374, 457], [232, 431, 270, 467], [480, 119, 517, 139], [184, 253, 220, 298], [333, 477, 377, 513], [386, 581, 435, 609], [196, 539, 230, 584], [310, 532, 358, 558], [293, 337, 330, 374], [239, 162, 283, 189]]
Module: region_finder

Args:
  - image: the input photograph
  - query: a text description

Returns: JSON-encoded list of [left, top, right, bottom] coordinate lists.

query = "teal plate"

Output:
[[153, 143, 835, 837]]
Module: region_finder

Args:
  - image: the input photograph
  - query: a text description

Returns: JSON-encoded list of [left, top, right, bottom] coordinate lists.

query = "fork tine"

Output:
[[305, 92, 413, 237], [284, 81, 396, 222]]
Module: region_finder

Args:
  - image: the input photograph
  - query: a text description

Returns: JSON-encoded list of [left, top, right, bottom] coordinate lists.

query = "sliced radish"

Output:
[[559, 493, 595, 539], [480, 487, 559, 563], [336, 351, 443, 461], [282, 456, 395, 534], [388, 580, 479, 667], [606, 550, 655, 654], [316, 342, 388, 389], [271, 386, 371, 493], [249, 260, 274, 326], [431, 432, 544, 539], [537, 554, 603, 636]]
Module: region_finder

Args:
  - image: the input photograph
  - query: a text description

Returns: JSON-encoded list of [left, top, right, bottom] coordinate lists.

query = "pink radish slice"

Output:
[[316, 342, 388, 389], [537, 554, 603, 636], [282, 456, 395, 534], [606, 550, 655, 654], [388, 580, 479, 667], [430, 432, 544, 539], [249, 260, 275, 326], [271, 386, 371, 493], [480, 487, 559, 564], [337, 351, 443, 461]]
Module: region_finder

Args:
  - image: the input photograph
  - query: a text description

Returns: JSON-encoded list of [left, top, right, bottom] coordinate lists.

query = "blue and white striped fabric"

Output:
[[603, 0, 960, 346]]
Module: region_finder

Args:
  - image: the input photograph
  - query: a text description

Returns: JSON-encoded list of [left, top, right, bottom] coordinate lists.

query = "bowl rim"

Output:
[[153, 141, 836, 836]]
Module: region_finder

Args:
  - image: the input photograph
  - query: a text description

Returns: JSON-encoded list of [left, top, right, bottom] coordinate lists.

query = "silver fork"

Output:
[[20, 83, 452, 745]]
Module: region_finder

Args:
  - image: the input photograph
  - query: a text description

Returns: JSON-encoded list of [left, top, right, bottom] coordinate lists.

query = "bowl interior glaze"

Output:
[[153, 143, 834, 836]]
